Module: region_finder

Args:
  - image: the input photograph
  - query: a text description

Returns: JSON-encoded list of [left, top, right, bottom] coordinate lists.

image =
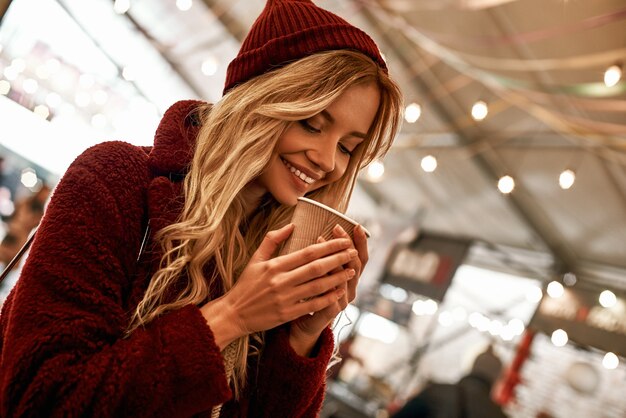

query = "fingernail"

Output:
[[317, 236, 324, 243], [348, 249, 358, 258], [347, 269, 356, 278], [334, 224, 346, 235], [337, 289, 346, 298]]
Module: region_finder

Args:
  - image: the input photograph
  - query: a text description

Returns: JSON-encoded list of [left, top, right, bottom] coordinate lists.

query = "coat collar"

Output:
[[147, 99, 206, 178], [144, 100, 206, 259]]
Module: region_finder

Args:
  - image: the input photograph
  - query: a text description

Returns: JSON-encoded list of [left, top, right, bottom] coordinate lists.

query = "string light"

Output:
[[20, 168, 38, 188], [604, 64, 622, 88], [91, 114, 107, 130], [113, 0, 130, 14], [563, 272, 577, 286], [366, 160, 385, 182], [122, 66, 137, 81], [551, 329, 568, 347], [468, 312, 488, 330], [176, 0, 193, 11], [508, 318, 525, 336], [599, 290, 617, 308], [438, 311, 453, 327], [412, 299, 438, 316], [201, 56, 218, 76], [547, 281, 564, 298], [379, 284, 408, 303], [405, 102, 421, 123], [3, 65, 19, 81], [390, 287, 408, 303], [559, 169, 575, 190], [33, 105, 50, 120], [28, 179, 43, 193], [423, 299, 438, 315], [488, 319, 503, 336], [0, 80, 10, 95], [22, 78, 38, 94], [420, 155, 437, 172], [602, 352, 619, 370], [10, 58, 26, 73], [471, 100, 488, 121], [497, 175, 515, 194], [467, 312, 524, 341]]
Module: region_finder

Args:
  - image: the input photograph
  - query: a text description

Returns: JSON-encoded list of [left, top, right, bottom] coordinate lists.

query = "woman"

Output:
[[0, 0, 402, 416]]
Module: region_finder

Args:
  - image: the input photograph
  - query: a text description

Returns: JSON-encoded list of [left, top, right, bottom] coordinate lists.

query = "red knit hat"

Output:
[[223, 0, 387, 94]]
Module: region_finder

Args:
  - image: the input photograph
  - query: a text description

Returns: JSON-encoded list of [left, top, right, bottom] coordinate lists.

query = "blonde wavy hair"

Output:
[[127, 50, 403, 396]]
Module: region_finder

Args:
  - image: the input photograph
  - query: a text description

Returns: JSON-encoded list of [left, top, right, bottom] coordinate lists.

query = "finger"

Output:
[[353, 225, 369, 268], [288, 248, 358, 286], [329, 225, 362, 300], [306, 299, 345, 328], [294, 286, 346, 318], [338, 281, 349, 310], [332, 224, 361, 271], [346, 275, 360, 302], [318, 235, 348, 277], [331, 224, 352, 242], [291, 268, 355, 302], [253, 224, 295, 262], [278, 237, 353, 271]]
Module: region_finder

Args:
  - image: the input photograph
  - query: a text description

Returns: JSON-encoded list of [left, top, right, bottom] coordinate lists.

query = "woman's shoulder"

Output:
[[67, 141, 151, 186], [69, 141, 150, 173], [73, 140, 150, 169]]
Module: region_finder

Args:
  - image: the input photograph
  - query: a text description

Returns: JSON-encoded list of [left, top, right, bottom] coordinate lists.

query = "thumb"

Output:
[[253, 223, 295, 261]]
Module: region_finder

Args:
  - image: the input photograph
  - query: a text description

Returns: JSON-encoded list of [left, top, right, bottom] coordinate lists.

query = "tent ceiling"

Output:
[[2, 0, 625, 289]]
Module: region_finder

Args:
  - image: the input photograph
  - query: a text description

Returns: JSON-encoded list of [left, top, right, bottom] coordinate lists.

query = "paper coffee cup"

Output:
[[279, 197, 370, 256]]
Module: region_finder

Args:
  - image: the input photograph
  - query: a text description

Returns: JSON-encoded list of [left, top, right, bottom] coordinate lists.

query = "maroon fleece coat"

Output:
[[0, 100, 334, 417]]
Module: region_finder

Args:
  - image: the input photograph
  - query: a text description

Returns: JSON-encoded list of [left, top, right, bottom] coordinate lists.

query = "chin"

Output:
[[272, 192, 300, 207]]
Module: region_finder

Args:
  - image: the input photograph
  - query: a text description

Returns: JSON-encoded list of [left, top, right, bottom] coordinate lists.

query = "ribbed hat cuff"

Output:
[[223, 25, 386, 93]]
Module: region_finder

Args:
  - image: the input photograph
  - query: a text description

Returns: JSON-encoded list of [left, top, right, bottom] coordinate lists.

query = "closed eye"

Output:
[[338, 143, 353, 155], [298, 120, 321, 134]]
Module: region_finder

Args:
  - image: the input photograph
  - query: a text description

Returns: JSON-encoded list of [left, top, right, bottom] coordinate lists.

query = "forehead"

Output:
[[325, 82, 381, 133]]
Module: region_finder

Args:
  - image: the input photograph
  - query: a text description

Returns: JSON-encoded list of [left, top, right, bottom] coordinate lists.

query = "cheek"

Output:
[[325, 158, 350, 185], [308, 160, 350, 193]]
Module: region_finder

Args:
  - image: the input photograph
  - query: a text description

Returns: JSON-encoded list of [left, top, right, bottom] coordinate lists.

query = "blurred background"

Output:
[[0, 0, 624, 417]]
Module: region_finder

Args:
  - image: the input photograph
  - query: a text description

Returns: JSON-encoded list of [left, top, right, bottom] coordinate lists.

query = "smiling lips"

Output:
[[282, 158, 316, 185]]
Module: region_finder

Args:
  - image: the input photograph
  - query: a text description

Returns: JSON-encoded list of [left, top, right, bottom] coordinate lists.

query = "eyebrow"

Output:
[[320, 110, 367, 139]]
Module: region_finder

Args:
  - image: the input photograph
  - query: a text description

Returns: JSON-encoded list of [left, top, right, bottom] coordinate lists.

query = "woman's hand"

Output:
[[200, 223, 359, 350], [289, 224, 369, 356]]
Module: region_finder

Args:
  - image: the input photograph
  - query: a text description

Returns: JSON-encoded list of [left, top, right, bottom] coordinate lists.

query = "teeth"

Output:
[[283, 159, 315, 184]]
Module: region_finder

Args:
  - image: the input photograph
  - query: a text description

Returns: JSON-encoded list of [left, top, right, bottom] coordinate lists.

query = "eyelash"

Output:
[[298, 120, 353, 155], [298, 120, 320, 134], [338, 144, 352, 155]]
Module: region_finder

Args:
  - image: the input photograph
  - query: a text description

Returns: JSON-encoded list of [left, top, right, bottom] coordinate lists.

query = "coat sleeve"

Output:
[[248, 325, 334, 417], [0, 142, 231, 417]]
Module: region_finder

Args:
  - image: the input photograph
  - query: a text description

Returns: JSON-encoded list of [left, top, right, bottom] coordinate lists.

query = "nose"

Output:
[[307, 140, 336, 174]]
